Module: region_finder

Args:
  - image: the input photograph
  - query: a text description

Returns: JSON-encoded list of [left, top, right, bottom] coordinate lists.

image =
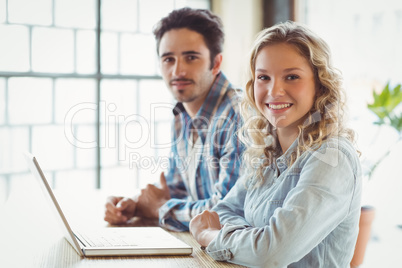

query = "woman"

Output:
[[190, 21, 362, 267]]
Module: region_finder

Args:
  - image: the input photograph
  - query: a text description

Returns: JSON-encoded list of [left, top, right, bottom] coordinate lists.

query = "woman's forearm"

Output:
[[197, 229, 220, 247]]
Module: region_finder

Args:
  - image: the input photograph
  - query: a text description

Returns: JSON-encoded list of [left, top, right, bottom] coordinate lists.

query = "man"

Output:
[[104, 7, 243, 231]]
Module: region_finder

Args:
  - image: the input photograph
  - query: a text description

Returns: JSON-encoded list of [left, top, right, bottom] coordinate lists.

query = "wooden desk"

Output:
[[0, 187, 246, 268]]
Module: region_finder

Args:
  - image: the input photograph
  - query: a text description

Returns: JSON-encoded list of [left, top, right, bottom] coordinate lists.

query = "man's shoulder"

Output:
[[218, 85, 242, 114], [226, 86, 243, 100]]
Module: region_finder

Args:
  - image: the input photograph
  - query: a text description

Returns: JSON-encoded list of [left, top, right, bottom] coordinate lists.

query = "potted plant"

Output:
[[351, 82, 402, 267]]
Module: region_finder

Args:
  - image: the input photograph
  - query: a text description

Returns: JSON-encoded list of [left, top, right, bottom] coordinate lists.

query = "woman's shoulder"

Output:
[[295, 136, 358, 164], [301, 136, 361, 172], [318, 136, 357, 156]]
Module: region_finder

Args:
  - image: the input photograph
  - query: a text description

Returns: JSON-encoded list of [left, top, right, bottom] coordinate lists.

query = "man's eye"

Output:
[[187, 55, 197, 61], [163, 57, 174, 63]]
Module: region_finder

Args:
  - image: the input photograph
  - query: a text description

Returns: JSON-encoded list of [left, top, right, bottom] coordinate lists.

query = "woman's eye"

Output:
[[286, 74, 299, 80], [257, 75, 270, 81]]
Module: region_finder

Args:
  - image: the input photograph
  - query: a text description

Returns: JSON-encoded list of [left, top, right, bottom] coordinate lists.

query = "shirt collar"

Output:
[[171, 72, 231, 142], [276, 138, 299, 169], [172, 102, 185, 116], [171, 71, 230, 121]]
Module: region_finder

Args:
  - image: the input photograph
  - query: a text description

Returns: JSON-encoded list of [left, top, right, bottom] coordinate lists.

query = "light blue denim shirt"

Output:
[[208, 137, 362, 268]]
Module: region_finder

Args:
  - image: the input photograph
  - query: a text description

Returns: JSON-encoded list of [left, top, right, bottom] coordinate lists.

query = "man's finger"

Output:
[[160, 172, 169, 190], [105, 210, 127, 224], [105, 201, 120, 216], [106, 196, 122, 205], [116, 197, 131, 210]]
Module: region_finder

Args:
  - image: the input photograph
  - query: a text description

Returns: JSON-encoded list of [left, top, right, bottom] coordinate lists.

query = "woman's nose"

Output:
[[268, 79, 285, 97]]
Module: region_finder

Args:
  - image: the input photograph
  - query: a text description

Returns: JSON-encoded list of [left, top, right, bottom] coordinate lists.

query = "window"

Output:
[[299, 0, 402, 183], [298, 2, 402, 265], [0, 0, 211, 205]]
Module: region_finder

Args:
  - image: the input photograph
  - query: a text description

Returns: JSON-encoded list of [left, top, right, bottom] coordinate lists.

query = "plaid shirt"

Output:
[[159, 72, 244, 231]]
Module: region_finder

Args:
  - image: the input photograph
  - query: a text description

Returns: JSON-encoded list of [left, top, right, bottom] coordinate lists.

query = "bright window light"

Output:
[[8, 0, 52, 25]]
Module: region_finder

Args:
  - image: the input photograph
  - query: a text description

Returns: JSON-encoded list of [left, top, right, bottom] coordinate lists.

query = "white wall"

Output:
[[212, 0, 263, 89]]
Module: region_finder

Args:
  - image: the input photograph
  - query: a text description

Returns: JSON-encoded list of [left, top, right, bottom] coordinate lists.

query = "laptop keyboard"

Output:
[[76, 231, 139, 247]]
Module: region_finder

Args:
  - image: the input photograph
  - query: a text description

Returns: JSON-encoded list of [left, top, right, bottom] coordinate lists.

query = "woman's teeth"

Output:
[[268, 103, 291, 110]]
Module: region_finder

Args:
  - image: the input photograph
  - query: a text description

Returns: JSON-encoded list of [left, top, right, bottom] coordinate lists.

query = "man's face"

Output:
[[158, 28, 220, 106]]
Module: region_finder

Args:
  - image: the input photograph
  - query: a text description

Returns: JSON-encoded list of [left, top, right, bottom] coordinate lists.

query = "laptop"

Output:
[[24, 152, 192, 257]]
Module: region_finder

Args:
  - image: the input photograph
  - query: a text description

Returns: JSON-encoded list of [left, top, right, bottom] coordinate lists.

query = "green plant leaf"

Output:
[[390, 84, 402, 110], [366, 83, 402, 180], [389, 113, 402, 133], [367, 106, 388, 120], [368, 83, 402, 122]]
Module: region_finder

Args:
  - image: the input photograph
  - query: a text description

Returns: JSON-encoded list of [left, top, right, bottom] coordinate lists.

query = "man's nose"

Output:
[[172, 60, 186, 77]]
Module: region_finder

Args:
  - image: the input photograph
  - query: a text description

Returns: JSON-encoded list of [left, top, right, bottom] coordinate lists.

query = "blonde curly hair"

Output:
[[239, 21, 355, 182]]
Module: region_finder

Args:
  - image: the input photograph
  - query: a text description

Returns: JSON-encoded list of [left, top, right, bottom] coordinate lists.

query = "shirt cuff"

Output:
[[206, 223, 246, 261], [158, 201, 189, 232], [207, 248, 233, 261]]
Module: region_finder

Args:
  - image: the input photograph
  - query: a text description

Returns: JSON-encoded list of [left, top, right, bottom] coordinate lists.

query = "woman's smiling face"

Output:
[[254, 42, 316, 136]]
